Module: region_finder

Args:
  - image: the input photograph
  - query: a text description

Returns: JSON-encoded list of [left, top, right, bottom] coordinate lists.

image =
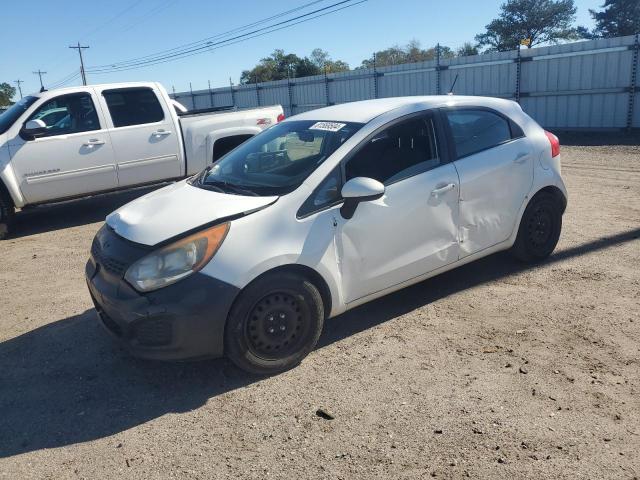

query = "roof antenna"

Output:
[[447, 74, 459, 96]]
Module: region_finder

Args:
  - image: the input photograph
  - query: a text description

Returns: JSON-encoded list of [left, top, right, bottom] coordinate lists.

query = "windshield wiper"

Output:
[[201, 180, 258, 196]]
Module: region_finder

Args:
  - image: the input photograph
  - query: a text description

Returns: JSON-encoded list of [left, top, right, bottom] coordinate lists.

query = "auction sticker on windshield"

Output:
[[309, 122, 346, 132]]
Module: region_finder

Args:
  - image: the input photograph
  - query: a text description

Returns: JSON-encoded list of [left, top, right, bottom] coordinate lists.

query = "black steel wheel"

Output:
[[512, 192, 562, 262], [225, 272, 324, 375]]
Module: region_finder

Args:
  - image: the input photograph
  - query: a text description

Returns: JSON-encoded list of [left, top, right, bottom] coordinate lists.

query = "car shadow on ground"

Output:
[[0, 227, 638, 458], [9, 185, 165, 239]]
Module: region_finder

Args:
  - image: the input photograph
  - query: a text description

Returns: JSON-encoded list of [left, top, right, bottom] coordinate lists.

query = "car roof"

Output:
[[289, 95, 519, 123]]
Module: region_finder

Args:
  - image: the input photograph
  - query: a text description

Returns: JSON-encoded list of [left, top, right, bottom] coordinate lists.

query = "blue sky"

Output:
[[1, 0, 602, 97]]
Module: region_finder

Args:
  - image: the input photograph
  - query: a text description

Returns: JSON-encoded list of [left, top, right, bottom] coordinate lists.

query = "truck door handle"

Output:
[[513, 152, 528, 164], [83, 139, 105, 148], [430, 183, 457, 196], [152, 130, 172, 137]]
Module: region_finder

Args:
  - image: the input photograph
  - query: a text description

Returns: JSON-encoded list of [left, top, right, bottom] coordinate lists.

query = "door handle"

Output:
[[513, 152, 528, 164], [430, 183, 457, 196], [83, 139, 105, 148], [152, 130, 172, 137]]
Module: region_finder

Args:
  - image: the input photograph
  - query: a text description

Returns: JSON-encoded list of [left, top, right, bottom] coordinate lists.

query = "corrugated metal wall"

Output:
[[173, 35, 640, 130]]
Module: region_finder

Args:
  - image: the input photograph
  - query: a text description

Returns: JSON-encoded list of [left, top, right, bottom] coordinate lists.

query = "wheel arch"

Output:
[[508, 183, 567, 248], [0, 178, 15, 208], [230, 264, 333, 321], [531, 185, 567, 213]]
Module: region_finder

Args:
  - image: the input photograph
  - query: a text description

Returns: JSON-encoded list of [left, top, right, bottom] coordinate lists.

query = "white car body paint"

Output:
[[0, 81, 283, 208], [106, 96, 567, 319], [106, 180, 277, 246]]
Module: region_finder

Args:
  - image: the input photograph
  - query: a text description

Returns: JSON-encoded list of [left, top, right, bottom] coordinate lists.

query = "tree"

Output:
[[590, 0, 640, 37], [359, 40, 454, 68], [475, 0, 578, 51], [310, 48, 350, 73], [0, 83, 16, 107], [240, 48, 349, 84], [456, 42, 480, 57]]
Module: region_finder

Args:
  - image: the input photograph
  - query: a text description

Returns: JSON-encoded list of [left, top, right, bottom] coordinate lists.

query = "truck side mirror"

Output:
[[340, 177, 385, 219], [21, 119, 47, 140]]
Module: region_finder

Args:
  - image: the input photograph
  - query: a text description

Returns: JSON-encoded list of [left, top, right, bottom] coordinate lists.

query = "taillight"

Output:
[[277, 113, 285, 123], [545, 130, 560, 158]]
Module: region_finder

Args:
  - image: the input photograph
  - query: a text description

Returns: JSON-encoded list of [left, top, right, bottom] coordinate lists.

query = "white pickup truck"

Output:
[[0, 81, 284, 238]]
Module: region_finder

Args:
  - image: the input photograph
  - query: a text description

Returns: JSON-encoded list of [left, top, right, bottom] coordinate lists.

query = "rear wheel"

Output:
[[511, 192, 562, 262], [224, 272, 324, 375], [0, 193, 14, 240]]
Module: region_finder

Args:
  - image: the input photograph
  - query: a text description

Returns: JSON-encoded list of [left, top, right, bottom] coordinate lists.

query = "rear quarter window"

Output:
[[445, 109, 522, 159]]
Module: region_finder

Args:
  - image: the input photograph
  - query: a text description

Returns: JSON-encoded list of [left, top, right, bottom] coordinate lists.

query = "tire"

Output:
[[224, 272, 325, 375], [0, 192, 14, 241], [511, 192, 562, 262]]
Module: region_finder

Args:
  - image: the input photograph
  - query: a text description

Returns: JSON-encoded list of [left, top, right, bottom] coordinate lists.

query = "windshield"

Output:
[[195, 120, 363, 196], [0, 96, 39, 134]]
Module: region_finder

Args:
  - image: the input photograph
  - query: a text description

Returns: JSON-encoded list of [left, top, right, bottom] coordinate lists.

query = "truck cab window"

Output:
[[26, 93, 100, 137], [103, 88, 165, 128]]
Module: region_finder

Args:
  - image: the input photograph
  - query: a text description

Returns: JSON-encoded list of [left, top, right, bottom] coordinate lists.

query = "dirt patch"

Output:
[[0, 146, 638, 479]]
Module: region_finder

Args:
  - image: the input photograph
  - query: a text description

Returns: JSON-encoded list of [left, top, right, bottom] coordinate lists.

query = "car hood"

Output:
[[106, 180, 277, 246]]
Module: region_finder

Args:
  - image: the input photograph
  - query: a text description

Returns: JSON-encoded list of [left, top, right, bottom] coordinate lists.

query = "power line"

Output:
[[33, 70, 47, 90], [116, 0, 178, 34], [89, 0, 337, 70], [90, 0, 328, 69], [48, 70, 82, 89], [69, 42, 90, 85], [14, 80, 24, 99], [87, 0, 366, 76], [89, 0, 367, 76], [78, 0, 145, 42], [87, 0, 364, 73]]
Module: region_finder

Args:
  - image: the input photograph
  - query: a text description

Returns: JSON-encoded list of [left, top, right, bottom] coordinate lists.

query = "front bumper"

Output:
[[86, 225, 240, 360]]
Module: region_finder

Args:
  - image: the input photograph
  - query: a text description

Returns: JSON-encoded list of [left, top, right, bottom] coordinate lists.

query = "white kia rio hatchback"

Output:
[[86, 96, 567, 374]]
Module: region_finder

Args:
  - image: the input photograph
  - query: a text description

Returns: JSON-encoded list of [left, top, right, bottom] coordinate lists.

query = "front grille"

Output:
[[133, 318, 172, 346], [91, 238, 127, 277]]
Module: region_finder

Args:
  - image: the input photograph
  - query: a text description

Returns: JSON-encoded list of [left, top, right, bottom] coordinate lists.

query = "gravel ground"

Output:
[[0, 142, 638, 479]]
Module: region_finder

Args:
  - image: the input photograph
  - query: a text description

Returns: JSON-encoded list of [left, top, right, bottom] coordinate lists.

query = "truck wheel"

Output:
[[224, 272, 324, 375], [511, 192, 562, 263], [0, 193, 14, 240]]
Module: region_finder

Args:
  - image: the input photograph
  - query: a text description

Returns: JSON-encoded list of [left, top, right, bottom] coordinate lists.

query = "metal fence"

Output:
[[172, 34, 640, 130]]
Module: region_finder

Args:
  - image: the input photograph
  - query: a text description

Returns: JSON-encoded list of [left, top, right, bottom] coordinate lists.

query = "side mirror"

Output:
[[21, 119, 47, 139], [340, 177, 385, 219]]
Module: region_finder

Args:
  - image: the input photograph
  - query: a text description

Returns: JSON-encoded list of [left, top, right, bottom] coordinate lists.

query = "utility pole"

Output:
[[33, 70, 47, 90], [69, 42, 90, 85], [14, 80, 24, 99]]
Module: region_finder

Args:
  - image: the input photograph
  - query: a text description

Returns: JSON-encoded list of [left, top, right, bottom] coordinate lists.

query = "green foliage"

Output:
[[359, 40, 454, 69], [456, 42, 480, 57], [475, 0, 578, 51], [0, 82, 16, 107], [590, 0, 640, 37], [239, 48, 349, 84]]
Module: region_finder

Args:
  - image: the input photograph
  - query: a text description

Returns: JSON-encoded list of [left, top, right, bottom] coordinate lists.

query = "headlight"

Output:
[[125, 222, 229, 292]]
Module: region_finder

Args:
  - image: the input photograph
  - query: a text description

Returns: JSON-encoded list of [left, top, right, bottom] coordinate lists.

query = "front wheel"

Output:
[[511, 192, 562, 262], [224, 272, 325, 375]]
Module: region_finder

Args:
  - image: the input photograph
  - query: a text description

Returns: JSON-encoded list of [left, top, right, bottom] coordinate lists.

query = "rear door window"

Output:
[[445, 109, 516, 158], [103, 88, 164, 128]]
